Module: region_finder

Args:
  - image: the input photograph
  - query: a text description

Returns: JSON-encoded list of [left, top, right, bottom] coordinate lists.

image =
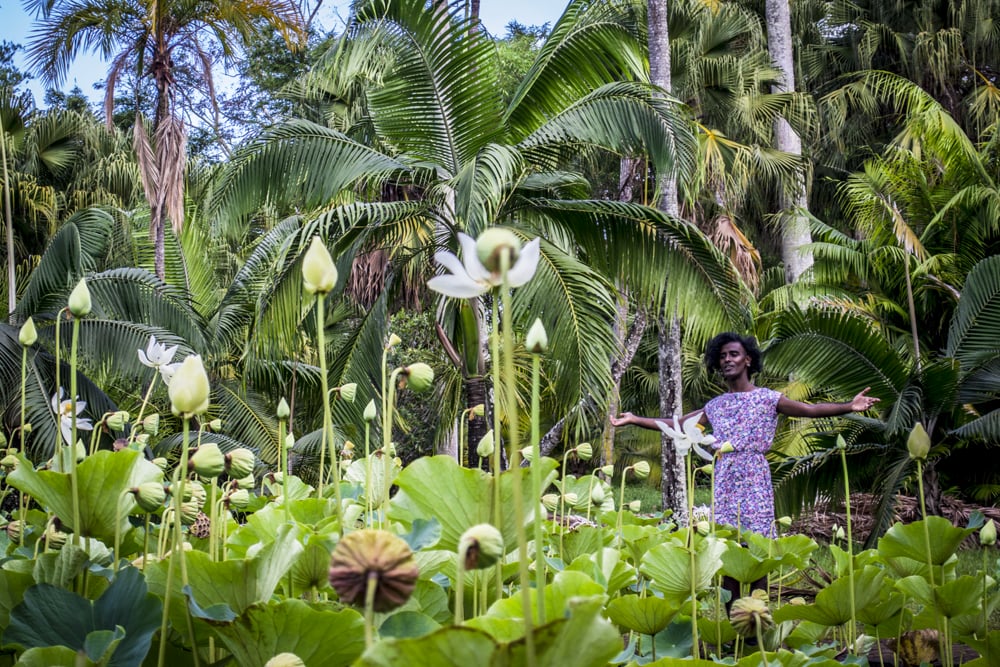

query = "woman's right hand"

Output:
[[609, 412, 634, 427]]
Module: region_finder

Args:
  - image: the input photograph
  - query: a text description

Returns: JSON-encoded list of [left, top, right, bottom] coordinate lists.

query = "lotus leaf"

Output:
[[773, 565, 887, 627], [14, 645, 97, 666], [0, 567, 33, 630], [878, 517, 974, 566], [640, 535, 726, 604], [720, 542, 782, 584], [963, 628, 1000, 665], [565, 547, 636, 592], [606, 595, 681, 635], [746, 533, 818, 570], [378, 611, 441, 639], [896, 574, 984, 620]]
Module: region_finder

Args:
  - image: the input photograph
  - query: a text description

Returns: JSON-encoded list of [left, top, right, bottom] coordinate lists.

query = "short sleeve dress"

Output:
[[704, 387, 782, 537]]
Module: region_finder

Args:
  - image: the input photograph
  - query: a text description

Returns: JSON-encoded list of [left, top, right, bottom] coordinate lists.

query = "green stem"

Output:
[[383, 369, 402, 530], [364, 572, 378, 648], [458, 409, 466, 469], [315, 293, 343, 532], [278, 416, 289, 526], [364, 421, 372, 526], [617, 468, 629, 549], [129, 374, 159, 447], [530, 353, 545, 623], [53, 309, 63, 469], [686, 452, 699, 660], [69, 317, 81, 547], [19, 346, 27, 452], [455, 557, 466, 625], [916, 459, 935, 587], [839, 446, 857, 652], [114, 489, 129, 573], [756, 620, 769, 667], [158, 417, 193, 667], [490, 294, 503, 600]]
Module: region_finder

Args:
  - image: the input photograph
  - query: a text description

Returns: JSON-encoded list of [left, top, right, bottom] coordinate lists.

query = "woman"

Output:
[[610, 331, 879, 537]]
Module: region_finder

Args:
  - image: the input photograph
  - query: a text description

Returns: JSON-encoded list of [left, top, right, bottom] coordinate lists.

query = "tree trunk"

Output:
[[1, 124, 15, 319], [648, 0, 687, 518], [764, 0, 813, 283], [601, 292, 630, 468], [464, 373, 488, 468]]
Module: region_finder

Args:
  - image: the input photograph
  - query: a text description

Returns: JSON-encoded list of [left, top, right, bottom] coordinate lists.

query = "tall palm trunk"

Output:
[[648, 0, 687, 518], [1, 124, 14, 318], [764, 0, 813, 283]]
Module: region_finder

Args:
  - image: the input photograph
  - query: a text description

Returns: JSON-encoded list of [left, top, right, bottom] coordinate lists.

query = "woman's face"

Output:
[[718, 341, 751, 380]]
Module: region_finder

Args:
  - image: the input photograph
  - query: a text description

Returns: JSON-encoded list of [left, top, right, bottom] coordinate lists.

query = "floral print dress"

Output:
[[704, 387, 782, 537]]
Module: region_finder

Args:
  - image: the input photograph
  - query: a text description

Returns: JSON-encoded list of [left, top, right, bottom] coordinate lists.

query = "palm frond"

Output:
[[946, 255, 1000, 367]]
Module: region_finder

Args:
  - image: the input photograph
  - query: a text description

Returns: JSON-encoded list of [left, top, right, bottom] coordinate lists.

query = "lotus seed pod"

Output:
[[719, 441, 735, 454], [526, 318, 548, 354], [208, 419, 223, 431], [302, 236, 338, 295], [632, 460, 651, 479], [328, 529, 419, 612], [628, 500, 642, 513], [476, 430, 494, 458], [68, 278, 92, 317], [234, 474, 255, 489], [21, 423, 31, 434], [458, 523, 505, 570], [142, 413, 160, 436], [470, 404, 485, 418], [590, 485, 605, 505], [190, 443, 226, 478], [226, 488, 250, 510], [981, 519, 997, 546], [104, 410, 129, 431], [152, 457, 168, 471], [476, 227, 521, 273], [338, 383, 358, 403], [18, 317, 37, 346], [1, 454, 17, 470], [44, 525, 67, 550], [6, 520, 23, 544], [575, 442, 593, 460], [265, 654, 306, 667], [696, 521, 711, 536], [519, 446, 533, 462], [402, 363, 434, 393], [226, 448, 256, 479], [729, 595, 773, 636], [363, 399, 377, 422], [267, 471, 284, 485], [168, 355, 210, 416], [134, 433, 150, 447], [907, 422, 931, 461], [599, 464, 615, 477], [563, 492, 579, 507], [777, 516, 793, 529], [541, 494, 559, 512], [133, 482, 167, 512], [180, 500, 201, 525]]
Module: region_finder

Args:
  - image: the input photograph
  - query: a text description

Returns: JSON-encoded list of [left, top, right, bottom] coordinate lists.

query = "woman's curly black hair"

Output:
[[704, 332, 763, 376]]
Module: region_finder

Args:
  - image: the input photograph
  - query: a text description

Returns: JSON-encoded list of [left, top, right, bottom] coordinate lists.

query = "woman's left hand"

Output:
[[850, 387, 880, 412]]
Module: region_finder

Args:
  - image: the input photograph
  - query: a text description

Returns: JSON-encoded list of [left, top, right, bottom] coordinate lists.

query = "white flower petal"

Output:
[[138, 349, 153, 367], [433, 250, 470, 279], [458, 233, 491, 282], [159, 344, 178, 365], [507, 237, 541, 287], [682, 412, 704, 441], [73, 400, 87, 416], [427, 275, 488, 298], [692, 443, 714, 462], [60, 421, 73, 446], [160, 362, 181, 386], [656, 414, 685, 442]]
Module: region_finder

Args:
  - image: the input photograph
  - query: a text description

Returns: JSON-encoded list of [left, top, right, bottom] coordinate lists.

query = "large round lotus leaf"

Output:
[[773, 565, 887, 627], [877, 516, 974, 566], [719, 543, 781, 584], [606, 595, 680, 635], [640, 535, 726, 604]]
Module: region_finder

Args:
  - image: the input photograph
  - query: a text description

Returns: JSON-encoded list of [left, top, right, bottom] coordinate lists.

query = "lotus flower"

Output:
[[427, 232, 540, 298], [657, 412, 716, 461], [50, 388, 94, 446], [138, 335, 178, 369]]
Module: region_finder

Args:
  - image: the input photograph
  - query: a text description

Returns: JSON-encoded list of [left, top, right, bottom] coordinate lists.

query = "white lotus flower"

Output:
[[138, 335, 178, 369], [50, 388, 94, 446], [427, 232, 540, 298], [657, 411, 716, 461]]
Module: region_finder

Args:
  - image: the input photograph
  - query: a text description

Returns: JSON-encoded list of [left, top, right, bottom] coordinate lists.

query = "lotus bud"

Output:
[[470, 404, 485, 418], [284, 433, 295, 450], [526, 318, 548, 354], [459, 523, 505, 570], [698, 464, 714, 476], [401, 363, 434, 393], [393, 456, 402, 468], [981, 519, 997, 546], [276, 398, 290, 419], [337, 383, 358, 403], [208, 419, 223, 432], [265, 654, 306, 667], [632, 460, 651, 479], [719, 441, 735, 455], [476, 430, 494, 458], [696, 521, 711, 536], [777, 516, 793, 529], [133, 482, 167, 512], [563, 492, 579, 507], [599, 464, 615, 477], [168, 355, 210, 416], [386, 333, 402, 349], [520, 446, 533, 462], [268, 471, 284, 484], [836, 434, 847, 450], [105, 410, 129, 431], [19, 317, 37, 346], [628, 500, 642, 513], [476, 227, 521, 273], [226, 488, 250, 510], [134, 433, 150, 447], [74, 441, 86, 463], [907, 422, 930, 461], [235, 475, 255, 489], [363, 399, 377, 422], [6, 520, 23, 544], [729, 595, 774, 636], [789, 597, 806, 606], [68, 278, 92, 317], [152, 457, 168, 471], [328, 529, 419, 612], [190, 443, 225, 478], [44, 525, 67, 550], [142, 413, 160, 436], [575, 442, 593, 460], [226, 448, 256, 479], [590, 485, 605, 505], [21, 423, 31, 434], [1, 454, 17, 470], [541, 494, 559, 512], [832, 524, 845, 541], [302, 236, 338, 295]]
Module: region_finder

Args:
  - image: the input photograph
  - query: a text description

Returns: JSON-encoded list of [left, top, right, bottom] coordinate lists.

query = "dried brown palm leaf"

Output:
[[710, 213, 760, 292], [154, 115, 187, 234]]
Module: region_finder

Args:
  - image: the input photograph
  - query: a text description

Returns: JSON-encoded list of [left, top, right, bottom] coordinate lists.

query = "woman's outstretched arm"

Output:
[[610, 410, 708, 431], [777, 387, 880, 418]]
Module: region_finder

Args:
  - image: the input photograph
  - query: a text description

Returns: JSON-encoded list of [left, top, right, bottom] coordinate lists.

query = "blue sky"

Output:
[[1, 0, 566, 104]]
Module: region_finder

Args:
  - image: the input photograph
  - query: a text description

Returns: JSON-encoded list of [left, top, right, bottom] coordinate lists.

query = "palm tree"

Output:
[[211, 0, 748, 468], [22, 0, 307, 280]]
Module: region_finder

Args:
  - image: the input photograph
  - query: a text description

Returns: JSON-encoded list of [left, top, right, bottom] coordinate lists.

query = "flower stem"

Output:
[[158, 416, 193, 667], [364, 421, 372, 526], [364, 571, 378, 648], [455, 557, 466, 625], [129, 374, 159, 447], [315, 293, 343, 533], [19, 346, 27, 452], [490, 294, 503, 600], [839, 446, 857, 652], [530, 353, 545, 624], [69, 316, 81, 547], [53, 309, 64, 468], [916, 459, 935, 587]]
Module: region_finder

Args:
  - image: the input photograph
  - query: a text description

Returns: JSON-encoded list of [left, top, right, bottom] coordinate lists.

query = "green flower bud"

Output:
[[476, 430, 494, 458], [226, 488, 250, 510], [74, 441, 86, 463], [907, 422, 931, 461], [393, 456, 403, 468], [284, 433, 295, 450], [632, 460, 651, 479], [696, 520, 711, 536], [134, 433, 150, 447], [563, 492, 579, 507], [459, 523, 505, 570], [402, 363, 434, 393], [208, 419, 223, 431], [152, 457, 168, 471], [142, 413, 160, 436], [338, 383, 358, 403], [133, 482, 167, 512], [470, 404, 485, 418], [590, 485, 605, 505], [19, 317, 37, 346], [265, 654, 306, 667], [719, 441, 735, 454], [981, 519, 997, 546], [599, 464, 615, 477], [68, 278, 92, 317], [1, 454, 17, 470], [541, 494, 559, 512], [836, 434, 847, 450], [21, 423, 31, 434], [698, 464, 714, 476], [276, 398, 290, 419], [226, 448, 256, 479], [476, 228, 521, 273], [628, 500, 642, 513], [777, 516, 793, 529], [189, 443, 225, 478], [105, 410, 129, 431], [168, 355, 210, 416], [575, 442, 593, 460], [363, 399, 377, 422], [526, 318, 548, 354], [302, 236, 338, 295], [386, 333, 402, 349], [519, 446, 533, 462]]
